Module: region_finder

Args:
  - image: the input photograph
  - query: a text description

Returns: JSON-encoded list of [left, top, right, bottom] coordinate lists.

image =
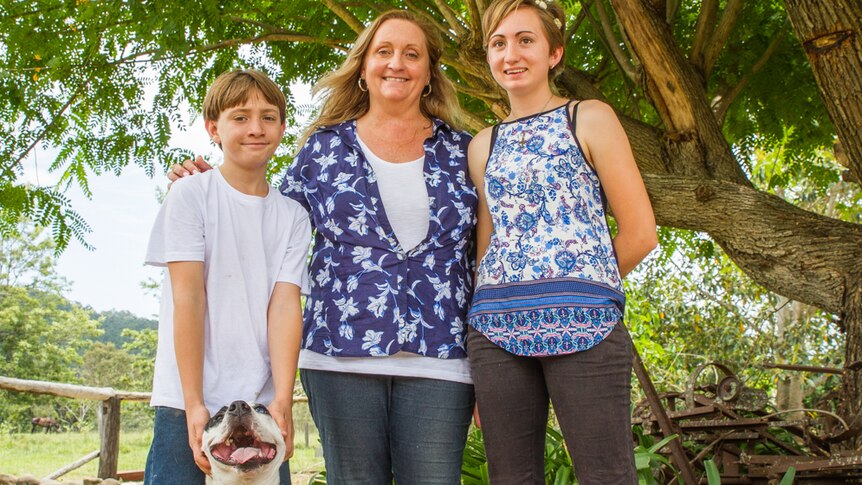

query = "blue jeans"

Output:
[[301, 369, 474, 484], [144, 406, 291, 485]]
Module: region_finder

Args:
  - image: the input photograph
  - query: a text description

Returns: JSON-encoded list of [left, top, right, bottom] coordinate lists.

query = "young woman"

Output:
[[466, 1, 657, 483]]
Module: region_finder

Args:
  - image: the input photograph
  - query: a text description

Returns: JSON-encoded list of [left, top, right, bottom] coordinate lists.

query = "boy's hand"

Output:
[[186, 403, 212, 474], [267, 398, 295, 460], [168, 155, 213, 183]]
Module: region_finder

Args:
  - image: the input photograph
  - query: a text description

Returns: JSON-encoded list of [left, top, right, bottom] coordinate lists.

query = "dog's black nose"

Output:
[[227, 400, 251, 417]]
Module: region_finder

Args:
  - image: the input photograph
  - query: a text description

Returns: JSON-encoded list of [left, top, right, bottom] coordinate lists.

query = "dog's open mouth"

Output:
[[210, 425, 278, 468]]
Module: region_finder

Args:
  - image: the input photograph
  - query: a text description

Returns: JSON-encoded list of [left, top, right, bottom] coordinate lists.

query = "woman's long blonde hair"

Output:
[[297, 10, 462, 149]]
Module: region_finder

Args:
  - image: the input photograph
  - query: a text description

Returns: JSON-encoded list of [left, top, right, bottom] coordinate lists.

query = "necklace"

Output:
[[518, 94, 556, 147]]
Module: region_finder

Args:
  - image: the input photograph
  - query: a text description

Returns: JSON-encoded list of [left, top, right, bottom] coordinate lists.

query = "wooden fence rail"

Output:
[[0, 375, 307, 480]]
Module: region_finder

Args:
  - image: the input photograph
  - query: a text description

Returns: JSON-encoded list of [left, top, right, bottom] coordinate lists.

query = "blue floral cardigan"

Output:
[[280, 119, 477, 359]]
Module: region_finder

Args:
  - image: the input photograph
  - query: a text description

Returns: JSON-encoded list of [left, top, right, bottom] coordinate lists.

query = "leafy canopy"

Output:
[[0, 0, 837, 249]]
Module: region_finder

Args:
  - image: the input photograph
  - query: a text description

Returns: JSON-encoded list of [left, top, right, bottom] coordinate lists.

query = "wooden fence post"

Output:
[[98, 396, 121, 479]]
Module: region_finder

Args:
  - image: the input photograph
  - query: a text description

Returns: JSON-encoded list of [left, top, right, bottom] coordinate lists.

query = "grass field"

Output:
[[0, 428, 324, 483]]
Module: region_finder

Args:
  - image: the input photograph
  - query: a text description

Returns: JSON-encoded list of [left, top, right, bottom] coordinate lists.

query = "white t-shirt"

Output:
[[145, 168, 311, 414], [296, 137, 471, 385]]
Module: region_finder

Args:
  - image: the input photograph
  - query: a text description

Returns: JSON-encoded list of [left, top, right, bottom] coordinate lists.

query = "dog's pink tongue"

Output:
[[230, 447, 261, 464]]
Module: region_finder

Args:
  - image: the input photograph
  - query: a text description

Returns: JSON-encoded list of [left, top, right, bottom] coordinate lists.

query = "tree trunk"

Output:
[[775, 300, 806, 421], [843, 280, 862, 429], [783, 0, 862, 186], [601, 0, 862, 424]]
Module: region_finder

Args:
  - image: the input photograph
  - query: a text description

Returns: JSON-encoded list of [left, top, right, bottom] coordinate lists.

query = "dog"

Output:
[[202, 400, 286, 485]]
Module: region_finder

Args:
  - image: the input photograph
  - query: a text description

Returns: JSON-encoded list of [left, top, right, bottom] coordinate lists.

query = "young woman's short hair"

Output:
[[482, 0, 567, 79]]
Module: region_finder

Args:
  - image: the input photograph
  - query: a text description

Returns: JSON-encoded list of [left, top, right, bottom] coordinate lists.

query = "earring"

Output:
[[357, 78, 368, 92], [422, 83, 432, 97]]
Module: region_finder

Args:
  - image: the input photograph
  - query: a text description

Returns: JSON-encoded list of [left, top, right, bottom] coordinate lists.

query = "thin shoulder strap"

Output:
[[568, 100, 587, 159], [489, 123, 501, 152], [569, 99, 582, 132]]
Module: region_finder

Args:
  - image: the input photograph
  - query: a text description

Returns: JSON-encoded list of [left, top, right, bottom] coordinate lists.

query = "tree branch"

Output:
[[714, 26, 786, 123], [465, 0, 484, 39], [453, 81, 501, 103], [644, 174, 862, 315], [609, 0, 747, 182], [320, 0, 365, 34], [105, 32, 347, 68], [433, 0, 468, 38], [666, 0, 681, 24], [594, 0, 639, 82], [691, 0, 718, 71], [460, 109, 487, 133], [2, 82, 91, 183], [404, 0, 456, 42], [702, 0, 743, 76], [442, 53, 489, 82], [567, 7, 589, 43], [556, 68, 608, 102]]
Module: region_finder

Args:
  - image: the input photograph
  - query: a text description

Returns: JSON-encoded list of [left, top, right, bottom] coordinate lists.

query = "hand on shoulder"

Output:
[[167, 155, 214, 183]]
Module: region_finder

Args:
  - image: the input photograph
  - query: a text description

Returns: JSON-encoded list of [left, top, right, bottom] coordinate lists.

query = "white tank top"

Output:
[[356, 135, 430, 252]]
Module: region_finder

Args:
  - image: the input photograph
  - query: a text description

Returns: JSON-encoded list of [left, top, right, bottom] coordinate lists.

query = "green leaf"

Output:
[[704, 459, 721, 485], [779, 467, 796, 485]]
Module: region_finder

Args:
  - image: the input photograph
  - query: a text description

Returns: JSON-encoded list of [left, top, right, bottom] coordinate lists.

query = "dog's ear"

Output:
[[205, 405, 229, 431], [252, 403, 271, 416]]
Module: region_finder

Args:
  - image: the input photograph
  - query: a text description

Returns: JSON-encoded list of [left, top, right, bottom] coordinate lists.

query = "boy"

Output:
[[144, 70, 310, 484]]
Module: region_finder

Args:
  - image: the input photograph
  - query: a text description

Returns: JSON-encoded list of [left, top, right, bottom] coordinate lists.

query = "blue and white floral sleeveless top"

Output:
[[467, 101, 625, 357]]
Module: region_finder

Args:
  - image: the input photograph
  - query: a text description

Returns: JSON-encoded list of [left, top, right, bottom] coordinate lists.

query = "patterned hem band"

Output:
[[469, 277, 625, 317]]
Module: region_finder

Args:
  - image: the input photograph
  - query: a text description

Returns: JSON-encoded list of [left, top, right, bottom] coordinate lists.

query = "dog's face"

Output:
[[202, 400, 285, 484]]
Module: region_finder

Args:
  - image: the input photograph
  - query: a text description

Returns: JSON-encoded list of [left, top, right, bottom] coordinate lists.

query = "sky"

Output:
[[19, 83, 313, 319], [21, 120, 216, 319]]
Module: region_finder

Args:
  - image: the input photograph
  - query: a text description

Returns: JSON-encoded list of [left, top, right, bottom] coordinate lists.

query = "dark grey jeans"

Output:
[[467, 324, 637, 485]]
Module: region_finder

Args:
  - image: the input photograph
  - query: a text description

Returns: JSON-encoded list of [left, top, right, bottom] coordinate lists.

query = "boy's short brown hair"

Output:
[[203, 69, 286, 123]]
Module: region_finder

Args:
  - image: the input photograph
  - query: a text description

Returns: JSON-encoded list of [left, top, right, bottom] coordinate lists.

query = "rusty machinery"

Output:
[[632, 362, 862, 484]]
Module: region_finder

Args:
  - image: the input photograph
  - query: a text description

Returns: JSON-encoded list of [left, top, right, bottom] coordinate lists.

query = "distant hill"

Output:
[[93, 309, 157, 347]]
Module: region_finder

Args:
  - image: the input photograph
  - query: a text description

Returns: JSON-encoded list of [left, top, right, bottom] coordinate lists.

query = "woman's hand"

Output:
[[167, 155, 214, 183]]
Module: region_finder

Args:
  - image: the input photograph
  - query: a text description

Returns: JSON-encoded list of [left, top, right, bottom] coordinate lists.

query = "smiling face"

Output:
[[205, 89, 285, 172], [486, 7, 563, 96], [360, 18, 432, 109]]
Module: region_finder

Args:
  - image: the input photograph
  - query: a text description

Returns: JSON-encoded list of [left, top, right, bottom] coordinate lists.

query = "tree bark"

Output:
[[844, 279, 862, 429], [608, 0, 747, 183], [641, 175, 862, 316], [784, 0, 862, 186]]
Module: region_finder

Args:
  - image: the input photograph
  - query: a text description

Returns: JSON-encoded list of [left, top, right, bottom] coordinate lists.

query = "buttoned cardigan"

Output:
[[280, 119, 477, 358]]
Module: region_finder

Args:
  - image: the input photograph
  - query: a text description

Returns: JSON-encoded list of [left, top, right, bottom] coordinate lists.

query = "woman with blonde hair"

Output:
[[282, 10, 477, 484], [466, 0, 657, 483], [173, 9, 477, 485]]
